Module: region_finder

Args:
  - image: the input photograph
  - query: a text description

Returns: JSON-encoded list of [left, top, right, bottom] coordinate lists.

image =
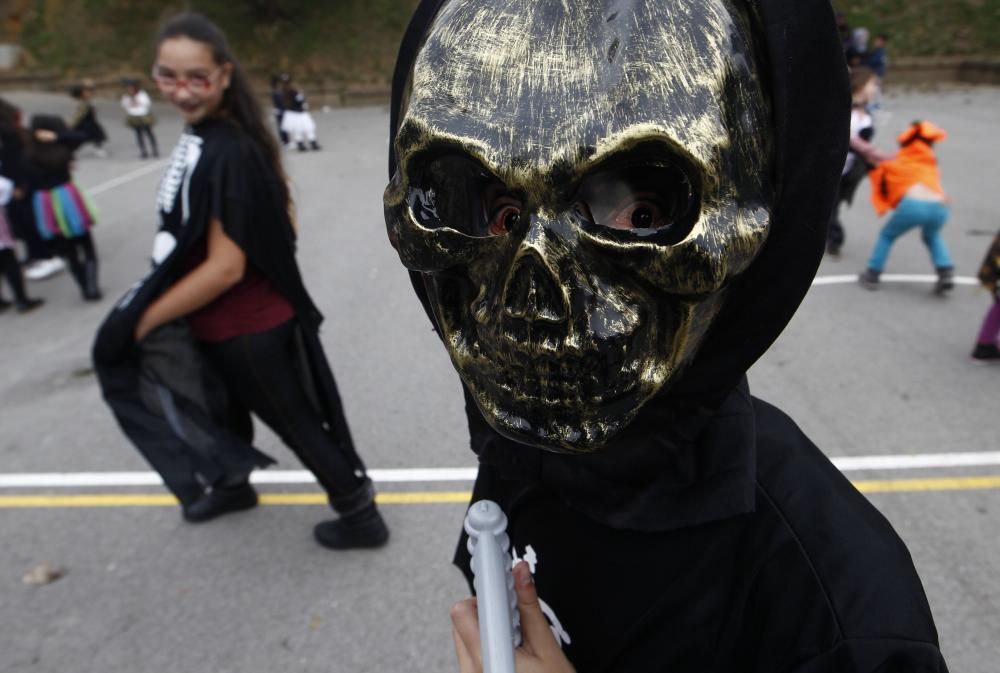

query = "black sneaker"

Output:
[[0, 297, 11, 312], [313, 504, 389, 550], [971, 343, 1000, 363], [16, 298, 44, 313], [934, 267, 954, 295], [858, 268, 880, 290], [182, 482, 258, 523]]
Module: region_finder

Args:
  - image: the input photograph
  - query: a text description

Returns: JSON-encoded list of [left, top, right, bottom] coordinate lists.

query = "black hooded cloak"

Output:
[[389, 1, 948, 672], [94, 118, 363, 506]]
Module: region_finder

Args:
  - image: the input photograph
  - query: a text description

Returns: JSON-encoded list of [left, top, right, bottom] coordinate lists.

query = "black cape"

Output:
[[389, 1, 948, 671], [94, 118, 363, 505]]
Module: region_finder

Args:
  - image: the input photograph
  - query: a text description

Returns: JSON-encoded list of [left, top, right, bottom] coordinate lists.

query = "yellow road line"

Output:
[[0, 491, 475, 509], [258, 492, 473, 505], [853, 476, 1000, 493], [1, 477, 999, 509]]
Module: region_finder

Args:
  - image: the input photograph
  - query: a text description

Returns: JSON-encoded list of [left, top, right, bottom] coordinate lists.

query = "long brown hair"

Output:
[[156, 13, 292, 216]]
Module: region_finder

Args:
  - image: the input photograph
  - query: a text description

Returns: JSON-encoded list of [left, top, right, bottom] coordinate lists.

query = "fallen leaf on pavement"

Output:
[[22, 562, 67, 586]]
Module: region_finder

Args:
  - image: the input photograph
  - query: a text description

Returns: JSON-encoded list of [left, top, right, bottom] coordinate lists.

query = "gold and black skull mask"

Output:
[[385, 0, 774, 453]]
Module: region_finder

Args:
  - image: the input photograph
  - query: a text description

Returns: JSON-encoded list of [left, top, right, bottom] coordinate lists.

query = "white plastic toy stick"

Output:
[[464, 499, 522, 673]]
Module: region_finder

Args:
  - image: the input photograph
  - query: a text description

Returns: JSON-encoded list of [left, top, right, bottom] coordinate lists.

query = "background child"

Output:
[[279, 73, 321, 151], [858, 120, 954, 294], [0, 97, 64, 281], [827, 65, 891, 256], [69, 80, 108, 157], [270, 73, 289, 145], [24, 114, 102, 301], [120, 79, 159, 159], [0, 172, 43, 313], [972, 229, 1000, 362]]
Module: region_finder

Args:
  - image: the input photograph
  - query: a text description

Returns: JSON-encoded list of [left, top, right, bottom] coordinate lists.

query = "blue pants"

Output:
[[867, 197, 952, 272]]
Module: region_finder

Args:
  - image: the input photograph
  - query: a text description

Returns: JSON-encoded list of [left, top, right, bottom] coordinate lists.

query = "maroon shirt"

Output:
[[184, 239, 294, 342]]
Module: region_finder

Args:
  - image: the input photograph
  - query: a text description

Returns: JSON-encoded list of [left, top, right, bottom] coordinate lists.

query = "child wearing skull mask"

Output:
[[386, 1, 948, 672]]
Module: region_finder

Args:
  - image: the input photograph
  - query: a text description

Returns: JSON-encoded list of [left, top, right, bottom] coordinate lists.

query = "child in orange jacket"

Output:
[[858, 120, 954, 294]]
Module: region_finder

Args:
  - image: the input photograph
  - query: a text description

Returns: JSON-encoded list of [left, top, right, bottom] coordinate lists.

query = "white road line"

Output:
[[23, 165, 988, 490], [833, 452, 1000, 471], [86, 159, 169, 196], [1, 453, 999, 489], [812, 274, 978, 286], [0, 467, 479, 488]]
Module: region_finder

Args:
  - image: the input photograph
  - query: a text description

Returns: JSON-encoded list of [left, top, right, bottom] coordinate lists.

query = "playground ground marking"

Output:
[[2, 477, 1000, 509], [86, 159, 170, 196], [4, 452, 1000, 490]]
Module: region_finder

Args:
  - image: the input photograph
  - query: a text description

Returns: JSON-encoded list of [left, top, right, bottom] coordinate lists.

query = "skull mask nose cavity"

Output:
[[502, 251, 568, 324]]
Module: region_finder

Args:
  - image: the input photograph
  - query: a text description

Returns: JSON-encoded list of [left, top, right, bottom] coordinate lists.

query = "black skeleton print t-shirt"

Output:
[[119, 118, 303, 322], [152, 119, 296, 284], [95, 117, 312, 366]]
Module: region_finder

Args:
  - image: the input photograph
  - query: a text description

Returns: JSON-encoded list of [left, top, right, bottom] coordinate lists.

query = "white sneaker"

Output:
[[24, 257, 66, 281]]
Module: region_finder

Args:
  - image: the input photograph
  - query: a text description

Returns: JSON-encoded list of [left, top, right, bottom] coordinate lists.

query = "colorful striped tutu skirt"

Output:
[[32, 181, 97, 240]]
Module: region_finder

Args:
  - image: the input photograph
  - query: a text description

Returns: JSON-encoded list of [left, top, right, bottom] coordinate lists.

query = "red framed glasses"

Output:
[[151, 65, 220, 93]]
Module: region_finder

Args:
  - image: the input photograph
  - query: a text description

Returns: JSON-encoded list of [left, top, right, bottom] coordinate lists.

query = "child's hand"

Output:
[[33, 129, 57, 143], [451, 562, 576, 673]]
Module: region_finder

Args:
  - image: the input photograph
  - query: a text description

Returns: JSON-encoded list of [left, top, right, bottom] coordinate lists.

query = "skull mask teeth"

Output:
[[385, 0, 773, 452]]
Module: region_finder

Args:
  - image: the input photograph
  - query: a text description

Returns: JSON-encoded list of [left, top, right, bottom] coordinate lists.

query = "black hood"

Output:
[[388, 0, 850, 531]]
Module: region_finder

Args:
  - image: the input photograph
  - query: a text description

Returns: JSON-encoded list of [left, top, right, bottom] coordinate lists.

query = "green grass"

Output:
[[17, 0, 419, 86], [834, 0, 1000, 56], [12, 0, 1000, 89]]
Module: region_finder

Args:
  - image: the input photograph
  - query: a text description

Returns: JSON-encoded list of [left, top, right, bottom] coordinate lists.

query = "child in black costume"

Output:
[[0, 174, 43, 313], [69, 81, 108, 157], [386, 1, 948, 671], [94, 14, 386, 549]]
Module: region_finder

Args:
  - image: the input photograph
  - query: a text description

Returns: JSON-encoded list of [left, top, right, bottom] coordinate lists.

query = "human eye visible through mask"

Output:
[[575, 162, 699, 244], [407, 154, 522, 238]]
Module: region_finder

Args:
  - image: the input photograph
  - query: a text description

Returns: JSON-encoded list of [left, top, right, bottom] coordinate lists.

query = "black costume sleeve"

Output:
[[203, 131, 307, 312], [206, 136, 282, 245], [790, 639, 949, 673], [55, 128, 89, 152]]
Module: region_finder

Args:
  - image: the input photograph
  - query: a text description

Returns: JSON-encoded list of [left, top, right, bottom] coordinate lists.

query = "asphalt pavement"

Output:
[[0, 87, 998, 673]]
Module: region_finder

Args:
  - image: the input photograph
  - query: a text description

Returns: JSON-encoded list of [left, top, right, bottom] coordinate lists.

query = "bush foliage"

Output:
[[14, 0, 1000, 86]]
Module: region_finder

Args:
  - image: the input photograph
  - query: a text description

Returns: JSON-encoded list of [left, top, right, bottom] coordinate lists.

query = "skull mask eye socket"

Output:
[[574, 154, 701, 246], [407, 154, 523, 238]]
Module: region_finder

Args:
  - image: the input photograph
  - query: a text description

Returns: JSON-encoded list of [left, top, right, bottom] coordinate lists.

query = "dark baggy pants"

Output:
[[200, 320, 366, 499]]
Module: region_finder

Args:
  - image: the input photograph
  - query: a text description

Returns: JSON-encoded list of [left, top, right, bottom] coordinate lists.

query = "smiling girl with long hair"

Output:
[[95, 13, 387, 549]]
